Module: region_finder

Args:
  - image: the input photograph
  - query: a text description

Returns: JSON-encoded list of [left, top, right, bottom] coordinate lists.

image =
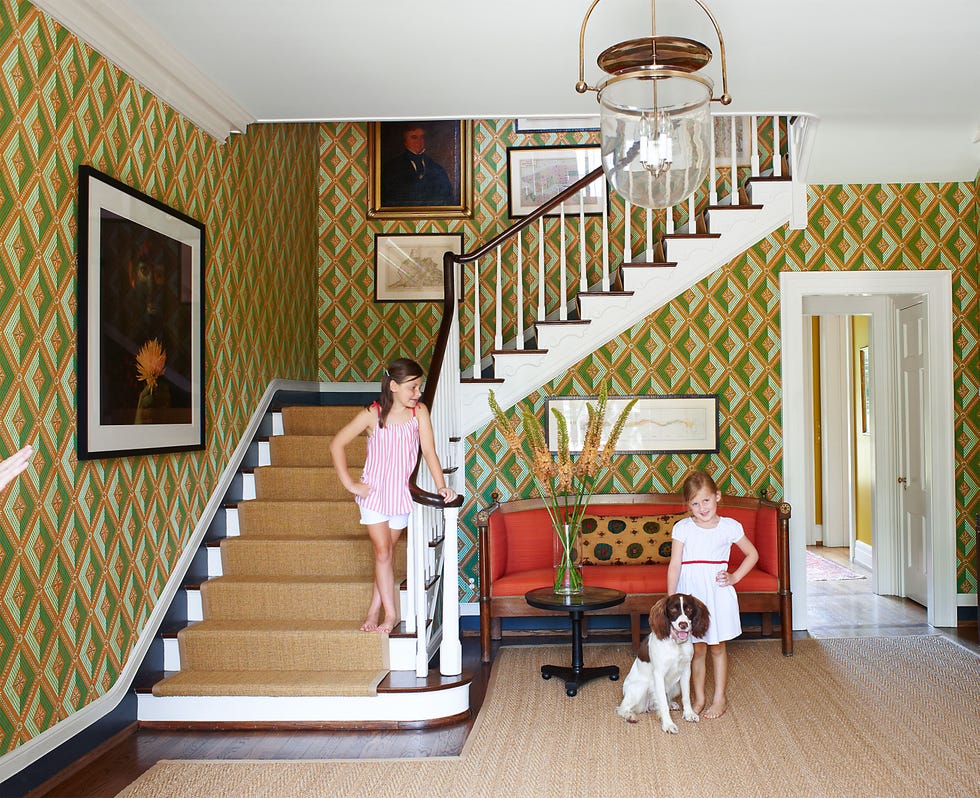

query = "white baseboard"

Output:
[[854, 540, 873, 570]]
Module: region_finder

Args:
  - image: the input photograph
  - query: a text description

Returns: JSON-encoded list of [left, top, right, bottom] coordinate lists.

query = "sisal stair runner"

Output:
[[153, 405, 402, 699]]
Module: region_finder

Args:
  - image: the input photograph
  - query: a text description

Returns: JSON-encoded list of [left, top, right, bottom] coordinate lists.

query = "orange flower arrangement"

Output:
[[489, 382, 637, 593]]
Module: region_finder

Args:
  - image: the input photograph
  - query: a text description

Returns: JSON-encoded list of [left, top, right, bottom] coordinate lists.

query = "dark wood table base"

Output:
[[541, 661, 619, 697], [525, 586, 625, 697]]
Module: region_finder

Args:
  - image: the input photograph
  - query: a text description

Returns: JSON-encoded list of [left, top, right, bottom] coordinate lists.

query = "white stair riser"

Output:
[[137, 683, 470, 724], [208, 547, 223, 577], [225, 506, 239, 536], [187, 589, 202, 621], [257, 440, 271, 466], [164, 637, 180, 671], [242, 473, 255, 500]]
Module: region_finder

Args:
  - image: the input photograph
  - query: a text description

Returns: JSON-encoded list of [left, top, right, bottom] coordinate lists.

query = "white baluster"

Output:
[[601, 195, 610, 291], [623, 200, 632, 263], [516, 228, 525, 350], [494, 246, 502, 350], [709, 116, 718, 206], [688, 193, 697, 234], [471, 258, 481, 379], [750, 114, 760, 177], [579, 193, 587, 293], [666, 199, 675, 235], [559, 203, 568, 320], [537, 217, 545, 322], [730, 115, 738, 204], [645, 207, 653, 262], [772, 115, 782, 177]]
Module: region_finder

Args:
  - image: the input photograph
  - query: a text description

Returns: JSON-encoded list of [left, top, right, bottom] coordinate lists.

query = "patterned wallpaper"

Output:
[[0, 2, 315, 756], [0, 0, 975, 767], [314, 121, 978, 602]]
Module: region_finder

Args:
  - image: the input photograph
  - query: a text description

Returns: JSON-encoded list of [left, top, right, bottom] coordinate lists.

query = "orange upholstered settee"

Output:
[[475, 492, 793, 662]]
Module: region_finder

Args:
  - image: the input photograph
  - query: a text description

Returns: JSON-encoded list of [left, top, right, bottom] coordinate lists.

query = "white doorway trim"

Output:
[[780, 271, 956, 629], [817, 315, 855, 549]]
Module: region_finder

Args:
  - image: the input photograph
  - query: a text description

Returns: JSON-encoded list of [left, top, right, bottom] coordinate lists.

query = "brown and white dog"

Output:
[[615, 593, 710, 732]]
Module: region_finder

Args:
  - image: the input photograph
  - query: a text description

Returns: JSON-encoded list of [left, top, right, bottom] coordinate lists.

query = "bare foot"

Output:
[[693, 700, 705, 715], [702, 700, 728, 719], [376, 620, 395, 634], [360, 617, 379, 632]]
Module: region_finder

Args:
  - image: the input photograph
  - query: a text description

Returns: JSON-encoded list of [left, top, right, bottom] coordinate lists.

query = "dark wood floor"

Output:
[[28, 553, 979, 798]]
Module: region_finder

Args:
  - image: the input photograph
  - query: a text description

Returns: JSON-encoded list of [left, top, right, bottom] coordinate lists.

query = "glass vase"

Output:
[[553, 522, 584, 595]]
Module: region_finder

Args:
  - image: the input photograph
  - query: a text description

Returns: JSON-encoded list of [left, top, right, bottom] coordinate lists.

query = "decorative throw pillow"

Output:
[[579, 513, 688, 565]]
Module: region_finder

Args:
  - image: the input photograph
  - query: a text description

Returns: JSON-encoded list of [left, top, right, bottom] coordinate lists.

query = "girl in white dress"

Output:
[[667, 471, 759, 719]]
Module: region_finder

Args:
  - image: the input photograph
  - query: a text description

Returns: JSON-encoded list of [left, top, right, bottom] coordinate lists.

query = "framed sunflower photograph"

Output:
[[76, 165, 206, 459]]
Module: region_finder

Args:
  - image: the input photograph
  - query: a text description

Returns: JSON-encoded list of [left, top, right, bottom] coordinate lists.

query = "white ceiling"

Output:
[[36, 0, 980, 185]]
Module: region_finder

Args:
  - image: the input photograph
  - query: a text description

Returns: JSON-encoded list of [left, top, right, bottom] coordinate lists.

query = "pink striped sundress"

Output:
[[355, 402, 420, 516]]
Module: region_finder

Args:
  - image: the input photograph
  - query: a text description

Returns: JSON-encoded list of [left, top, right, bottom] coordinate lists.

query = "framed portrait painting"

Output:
[[367, 120, 473, 219], [76, 165, 205, 459], [506, 145, 605, 217], [374, 233, 463, 302]]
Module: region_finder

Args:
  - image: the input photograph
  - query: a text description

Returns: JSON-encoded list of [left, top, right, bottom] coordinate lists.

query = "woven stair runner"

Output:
[[153, 405, 399, 698]]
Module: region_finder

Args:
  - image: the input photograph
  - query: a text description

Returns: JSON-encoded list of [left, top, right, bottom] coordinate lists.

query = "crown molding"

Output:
[[32, 0, 255, 141]]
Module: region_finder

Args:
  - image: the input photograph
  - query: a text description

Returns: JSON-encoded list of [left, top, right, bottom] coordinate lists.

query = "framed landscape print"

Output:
[[76, 165, 205, 459], [374, 233, 463, 302], [507, 145, 604, 217], [367, 120, 473, 219], [545, 394, 719, 454]]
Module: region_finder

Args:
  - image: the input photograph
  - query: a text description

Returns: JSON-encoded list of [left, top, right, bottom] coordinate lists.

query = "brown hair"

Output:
[[376, 358, 424, 428], [681, 470, 719, 503]]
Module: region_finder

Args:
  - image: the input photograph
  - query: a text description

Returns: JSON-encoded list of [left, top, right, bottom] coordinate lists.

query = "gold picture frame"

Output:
[[367, 120, 473, 219]]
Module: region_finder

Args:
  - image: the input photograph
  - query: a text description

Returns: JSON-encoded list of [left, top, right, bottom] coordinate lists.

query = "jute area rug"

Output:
[[116, 635, 979, 798]]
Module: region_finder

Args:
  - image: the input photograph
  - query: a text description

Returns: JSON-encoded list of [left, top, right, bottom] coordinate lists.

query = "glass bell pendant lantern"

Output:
[[576, 0, 731, 210]]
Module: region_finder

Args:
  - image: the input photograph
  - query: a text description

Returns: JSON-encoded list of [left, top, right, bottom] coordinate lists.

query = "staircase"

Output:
[[137, 400, 470, 725], [449, 113, 814, 434]]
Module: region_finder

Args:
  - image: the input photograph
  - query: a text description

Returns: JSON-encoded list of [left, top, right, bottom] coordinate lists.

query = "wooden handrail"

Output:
[[410, 166, 605, 508]]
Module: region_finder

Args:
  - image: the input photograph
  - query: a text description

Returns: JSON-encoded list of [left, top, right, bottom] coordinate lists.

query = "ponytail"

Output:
[[375, 358, 424, 428]]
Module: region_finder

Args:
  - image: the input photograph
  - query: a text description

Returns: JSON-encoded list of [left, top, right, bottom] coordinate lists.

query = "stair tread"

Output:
[[221, 535, 364, 544], [152, 668, 388, 697], [205, 574, 379, 586], [182, 619, 373, 632]]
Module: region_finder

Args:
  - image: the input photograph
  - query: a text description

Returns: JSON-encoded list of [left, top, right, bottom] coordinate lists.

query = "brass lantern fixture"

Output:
[[576, 0, 731, 209]]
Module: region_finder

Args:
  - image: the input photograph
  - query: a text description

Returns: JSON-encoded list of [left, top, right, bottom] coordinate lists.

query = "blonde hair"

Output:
[[682, 470, 719, 503]]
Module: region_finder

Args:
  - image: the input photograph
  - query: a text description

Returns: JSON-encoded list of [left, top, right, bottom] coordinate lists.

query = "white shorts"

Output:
[[358, 506, 409, 529]]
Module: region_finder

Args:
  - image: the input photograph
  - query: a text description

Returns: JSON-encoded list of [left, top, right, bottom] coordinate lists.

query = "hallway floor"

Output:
[[805, 545, 978, 653]]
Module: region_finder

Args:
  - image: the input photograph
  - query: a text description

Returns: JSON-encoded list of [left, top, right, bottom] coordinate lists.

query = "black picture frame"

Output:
[[506, 145, 605, 218], [76, 165, 206, 459]]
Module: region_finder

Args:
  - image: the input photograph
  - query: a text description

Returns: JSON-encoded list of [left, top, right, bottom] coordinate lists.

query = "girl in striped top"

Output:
[[330, 358, 456, 634]]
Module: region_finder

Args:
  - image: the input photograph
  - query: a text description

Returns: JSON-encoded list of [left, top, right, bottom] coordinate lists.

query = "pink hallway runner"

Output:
[[806, 550, 866, 581]]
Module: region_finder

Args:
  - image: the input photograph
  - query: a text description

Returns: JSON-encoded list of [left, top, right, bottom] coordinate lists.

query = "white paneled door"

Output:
[[898, 300, 928, 605]]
